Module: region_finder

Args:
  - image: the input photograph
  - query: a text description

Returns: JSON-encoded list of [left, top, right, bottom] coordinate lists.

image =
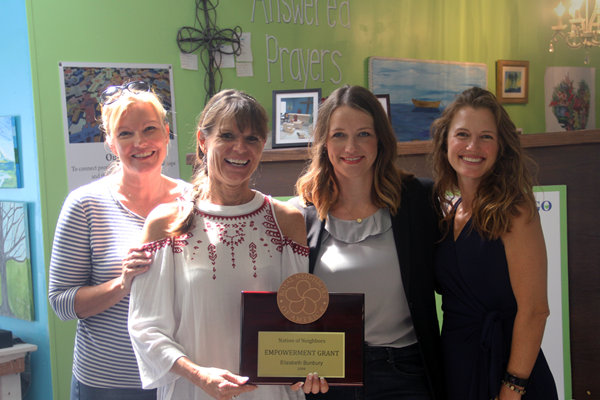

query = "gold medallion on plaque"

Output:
[[277, 273, 329, 324]]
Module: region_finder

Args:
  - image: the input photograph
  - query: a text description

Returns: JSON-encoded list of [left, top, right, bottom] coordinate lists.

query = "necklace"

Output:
[[341, 201, 373, 223]]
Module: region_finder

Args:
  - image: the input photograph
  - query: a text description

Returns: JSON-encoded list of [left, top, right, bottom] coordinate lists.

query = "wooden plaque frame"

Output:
[[240, 291, 364, 386]]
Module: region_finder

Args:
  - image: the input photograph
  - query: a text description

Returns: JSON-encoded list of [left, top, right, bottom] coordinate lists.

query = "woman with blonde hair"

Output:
[[291, 85, 445, 400], [49, 81, 191, 399], [128, 89, 327, 400], [431, 86, 558, 399]]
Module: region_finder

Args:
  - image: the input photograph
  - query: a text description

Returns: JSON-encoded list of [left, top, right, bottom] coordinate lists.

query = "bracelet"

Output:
[[503, 371, 531, 388], [502, 380, 526, 395]]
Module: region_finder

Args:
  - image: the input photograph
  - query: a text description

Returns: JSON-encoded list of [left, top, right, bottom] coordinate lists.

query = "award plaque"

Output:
[[240, 273, 364, 386]]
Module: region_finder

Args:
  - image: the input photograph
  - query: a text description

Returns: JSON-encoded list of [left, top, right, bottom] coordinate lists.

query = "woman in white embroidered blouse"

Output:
[[128, 90, 328, 400]]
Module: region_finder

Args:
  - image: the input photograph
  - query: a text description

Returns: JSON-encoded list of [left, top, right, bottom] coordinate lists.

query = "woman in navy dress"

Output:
[[430, 87, 559, 400]]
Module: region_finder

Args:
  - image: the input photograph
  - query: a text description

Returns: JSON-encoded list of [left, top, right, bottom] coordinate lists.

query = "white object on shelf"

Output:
[[0, 343, 37, 399]]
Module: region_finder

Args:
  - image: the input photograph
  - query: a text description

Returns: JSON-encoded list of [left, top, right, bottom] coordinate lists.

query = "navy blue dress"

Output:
[[434, 212, 559, 400]]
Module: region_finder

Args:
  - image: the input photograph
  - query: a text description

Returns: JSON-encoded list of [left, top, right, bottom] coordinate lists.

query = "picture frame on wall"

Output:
[[369, 57, 488, 141], [272, 88, 321, 148], [496, 60, 529, 104], [0, 202, 34, 321], [59, 62, 181, 191], [0, 116, 22, 188], [375, 94, 392, 123]]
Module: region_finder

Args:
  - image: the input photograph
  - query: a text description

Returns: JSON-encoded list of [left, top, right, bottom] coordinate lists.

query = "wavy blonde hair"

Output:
[[169, 89, 268, 236], [295, 85, 413, 220], [430, 87, 536, 240]]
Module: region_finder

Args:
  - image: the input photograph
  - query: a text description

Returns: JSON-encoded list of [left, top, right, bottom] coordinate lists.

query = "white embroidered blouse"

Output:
[[128, 191, 309, 400]]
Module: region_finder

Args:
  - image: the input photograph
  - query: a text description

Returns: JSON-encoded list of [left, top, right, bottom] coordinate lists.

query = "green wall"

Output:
[[25, 0, 592, 398]]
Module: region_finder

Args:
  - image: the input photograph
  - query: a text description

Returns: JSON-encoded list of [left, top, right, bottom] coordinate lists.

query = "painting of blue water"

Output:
[[0, 117, 20, 188], [370, 57, 488, 142]]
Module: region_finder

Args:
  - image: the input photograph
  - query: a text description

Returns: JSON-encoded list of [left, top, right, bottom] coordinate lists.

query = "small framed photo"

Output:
[[375, 94, 392, 123], [496, 60, 529, 104], [272, 88, 322, 148]]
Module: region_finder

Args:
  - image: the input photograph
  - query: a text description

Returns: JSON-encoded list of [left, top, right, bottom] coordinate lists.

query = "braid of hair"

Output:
[[167, 173, 206, 236]]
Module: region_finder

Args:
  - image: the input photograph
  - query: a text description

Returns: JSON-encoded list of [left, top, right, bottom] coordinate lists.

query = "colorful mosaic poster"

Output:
[[59, 63, 180, 191]]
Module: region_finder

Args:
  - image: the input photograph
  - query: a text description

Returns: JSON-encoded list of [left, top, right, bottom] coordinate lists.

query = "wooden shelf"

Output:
[[186, 129, 600, 165]]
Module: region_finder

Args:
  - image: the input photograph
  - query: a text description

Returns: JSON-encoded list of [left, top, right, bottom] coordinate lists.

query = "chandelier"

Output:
[[549, 0, 599, 64]]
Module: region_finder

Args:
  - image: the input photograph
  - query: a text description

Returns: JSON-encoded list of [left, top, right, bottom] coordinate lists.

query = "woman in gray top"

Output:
[[291, 85, 445, 400]]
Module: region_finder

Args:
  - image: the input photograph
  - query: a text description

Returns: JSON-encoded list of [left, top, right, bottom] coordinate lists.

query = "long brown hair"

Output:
[[295, 85, 413, 220], [169, 89, 268, 236], [430, 87, 536, 240]]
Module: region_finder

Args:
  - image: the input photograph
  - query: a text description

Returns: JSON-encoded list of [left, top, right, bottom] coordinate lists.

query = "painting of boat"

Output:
[[412, 99, 441, 108], [369, 57, 488, 141]]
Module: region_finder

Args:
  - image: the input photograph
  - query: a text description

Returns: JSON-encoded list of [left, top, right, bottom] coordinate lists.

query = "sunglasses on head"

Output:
[[100, 81, 151, 106]]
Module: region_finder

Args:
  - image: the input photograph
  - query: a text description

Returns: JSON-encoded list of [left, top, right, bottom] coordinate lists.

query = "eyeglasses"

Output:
[[100, 81, 151, 106]]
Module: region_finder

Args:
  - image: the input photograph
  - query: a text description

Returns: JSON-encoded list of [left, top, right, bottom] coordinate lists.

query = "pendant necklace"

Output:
[[341, 202, 372, 223]]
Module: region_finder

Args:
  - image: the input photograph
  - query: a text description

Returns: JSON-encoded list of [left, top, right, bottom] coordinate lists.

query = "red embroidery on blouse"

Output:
[[208, 244, 217, 265], [283, 236, 310, 257], [141, 237, 172, 253], [249, 242, 257, 265], [191, 196, 303, 278], [249, 242, 258, 277], [261, 198, 283, 252], [203, 220, 243, 268], [195, 197, 270, 221], [172, 232, 193, 253]]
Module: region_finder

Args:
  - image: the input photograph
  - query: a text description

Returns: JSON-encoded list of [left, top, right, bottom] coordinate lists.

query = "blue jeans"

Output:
[[307, 343, 432, 400], [70, 375, 157, 400]]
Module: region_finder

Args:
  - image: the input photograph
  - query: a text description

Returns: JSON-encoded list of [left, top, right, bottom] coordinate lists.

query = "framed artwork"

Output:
[[272, 89, 321, 148], [544, 66, 595, 132], [0, 116, 22, 188], [496, 60, 529, 104], [375, 94, 392, 123], [369, 57, 488, 142], [0, 202, 34, 321], [59, 62, 181, 191]]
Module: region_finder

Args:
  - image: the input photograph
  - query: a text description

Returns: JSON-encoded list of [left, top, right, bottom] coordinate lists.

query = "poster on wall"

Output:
[[59, 62, 180, 192], [368, 57, 487, 142], [0, 202, 34, 321], [545, 67, 595, 132], [535, 186, 570, 400]]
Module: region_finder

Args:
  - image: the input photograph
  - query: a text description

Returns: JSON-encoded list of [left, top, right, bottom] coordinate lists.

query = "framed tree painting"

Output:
[[0, 202, 34, 321]]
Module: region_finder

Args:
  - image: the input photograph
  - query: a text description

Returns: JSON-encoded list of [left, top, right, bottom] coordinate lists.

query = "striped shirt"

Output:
[[48, 177, 189, 388]]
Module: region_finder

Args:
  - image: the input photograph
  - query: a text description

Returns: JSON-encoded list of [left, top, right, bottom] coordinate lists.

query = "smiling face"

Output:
[[108, 101, 169, 177], [447, 106, 499, 189], [199, 121, 265, 194], [326, 105, 378, 184]]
